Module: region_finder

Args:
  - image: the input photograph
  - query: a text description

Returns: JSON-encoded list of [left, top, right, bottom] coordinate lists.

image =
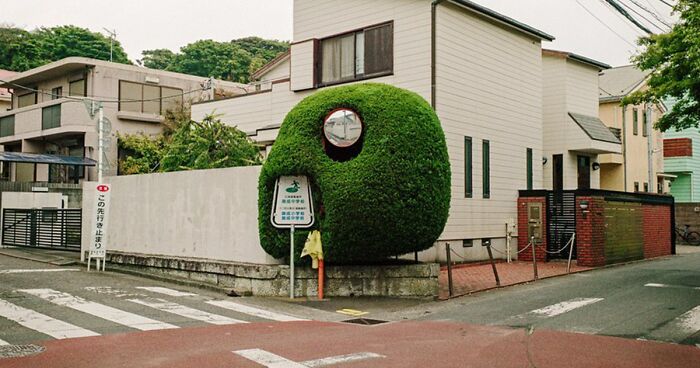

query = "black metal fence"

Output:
[[2, 208, 82, 249]]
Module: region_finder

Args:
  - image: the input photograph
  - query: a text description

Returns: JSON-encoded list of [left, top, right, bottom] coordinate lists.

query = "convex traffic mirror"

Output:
[[323, 109, 363, 148]]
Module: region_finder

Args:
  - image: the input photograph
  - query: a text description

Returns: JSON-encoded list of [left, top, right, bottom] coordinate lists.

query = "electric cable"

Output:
[[576, 0, 640, 48], [616, 0, 670, 32], [628, 0, 673, 28]]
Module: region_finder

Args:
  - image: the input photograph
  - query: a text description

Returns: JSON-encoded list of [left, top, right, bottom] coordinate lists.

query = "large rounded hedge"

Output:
[[258, 83, 451, 263]]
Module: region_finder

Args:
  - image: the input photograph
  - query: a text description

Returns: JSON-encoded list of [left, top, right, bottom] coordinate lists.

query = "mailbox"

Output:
[[527, 202, 543, 243]]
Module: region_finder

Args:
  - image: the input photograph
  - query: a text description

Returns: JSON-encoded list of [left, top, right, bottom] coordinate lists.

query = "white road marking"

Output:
[[128, 298, 246, 325], [645, 283, 700, 291], [207, 300, 307, 322], [0, 338, 10, 345], [19, 289, 178, 331], [0, 298, 99, 339], [302, 352, 385, 367], [84, 287, 142, 298], [529, 298, 604, 317], [675, 306, 700, 333], [135, 287, 197, 297], [0, 269, 79, 274], [234, 349, 308, 368]]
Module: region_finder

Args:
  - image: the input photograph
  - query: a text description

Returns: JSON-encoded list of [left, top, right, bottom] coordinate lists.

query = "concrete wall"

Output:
[[81, 166, 280, 265]]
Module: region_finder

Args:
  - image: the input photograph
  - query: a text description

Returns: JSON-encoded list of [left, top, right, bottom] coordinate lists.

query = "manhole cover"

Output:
[[0, 344, 45, 359], [342, 318, 389, 325]]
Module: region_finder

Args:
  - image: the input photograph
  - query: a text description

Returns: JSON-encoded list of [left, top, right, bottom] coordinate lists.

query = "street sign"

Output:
[[88, 183, 111, 271], [270, 176, 314, 299], [271, 176, 314, 229]]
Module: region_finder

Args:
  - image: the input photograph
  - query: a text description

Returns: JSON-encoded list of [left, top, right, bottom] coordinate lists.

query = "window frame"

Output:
[[316, 21, 394, 88], [118, 80, 183, 115], [464, 136, 472, 198], [68, 78, 87, 97], [526, 147, 533, 190], [0, 115, 15, 137], [51, 86, 63, 100], [642, 109, 648, 137], [483, 139, 490, 199], [633, 108, 639, 135], [17, 91, 37, 109], [41, 104, 61, 130]]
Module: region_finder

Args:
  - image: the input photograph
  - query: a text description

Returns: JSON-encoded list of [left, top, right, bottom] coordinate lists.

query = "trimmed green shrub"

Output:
[[258, 83, 451, 263]]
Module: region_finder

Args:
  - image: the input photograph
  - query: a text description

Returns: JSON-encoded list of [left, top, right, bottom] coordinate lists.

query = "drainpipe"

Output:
[[431, 0, 448, 110], [622, 106, 627, 191]]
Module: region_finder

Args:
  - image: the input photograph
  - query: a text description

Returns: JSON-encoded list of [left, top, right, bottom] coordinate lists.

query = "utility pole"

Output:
[[97, 103, 105, 183], [647, 104, 654, 192], [102, 28, 117, 62]]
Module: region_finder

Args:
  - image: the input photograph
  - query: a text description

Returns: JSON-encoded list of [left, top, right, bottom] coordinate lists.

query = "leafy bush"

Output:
[[258, 83, 451, 263]]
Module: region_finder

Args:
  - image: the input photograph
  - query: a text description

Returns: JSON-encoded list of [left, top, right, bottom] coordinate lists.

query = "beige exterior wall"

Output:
[[599, 100, 664, 192], [0, 98, 10, 112], [541, 54, 619, 191], [0, 58, 245, 182]]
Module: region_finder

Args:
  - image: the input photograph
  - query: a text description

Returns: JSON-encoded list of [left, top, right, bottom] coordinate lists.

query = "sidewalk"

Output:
[[439, 260, 592, 299]]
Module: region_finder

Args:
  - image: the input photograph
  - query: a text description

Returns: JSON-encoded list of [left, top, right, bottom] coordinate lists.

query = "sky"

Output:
[[1, 0, 677, 67]]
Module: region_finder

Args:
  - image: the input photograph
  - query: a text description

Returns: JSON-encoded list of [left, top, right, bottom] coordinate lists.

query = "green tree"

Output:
[[625, 0, 700, 132], [160, 115, 261, 172], [0, 25, 130, 72], [117, 133, 166, 175], [140, 48, 176, 70], [232, 36, 289, 61]]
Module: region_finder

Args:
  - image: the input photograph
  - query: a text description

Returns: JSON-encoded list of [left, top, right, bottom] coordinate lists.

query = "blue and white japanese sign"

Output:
[[89, 183, 111, 259], [271, 176, 314, 228]]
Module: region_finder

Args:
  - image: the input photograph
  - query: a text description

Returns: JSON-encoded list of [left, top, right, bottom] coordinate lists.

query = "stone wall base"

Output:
[[106, 252, 439, 298]]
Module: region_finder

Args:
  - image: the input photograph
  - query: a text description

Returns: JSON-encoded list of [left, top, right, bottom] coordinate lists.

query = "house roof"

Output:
[[542, 49, 611, 70], [0, 69, 15, 100], [450, 0, 555, 41], [569, 112, 621, 144], [599, 65, 650, 103], [250, 51, 290, 81]]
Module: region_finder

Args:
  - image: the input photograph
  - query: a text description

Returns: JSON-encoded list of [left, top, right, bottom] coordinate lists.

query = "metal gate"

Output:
[[547, 192, 576, 259], [2, 208, 82, 249]]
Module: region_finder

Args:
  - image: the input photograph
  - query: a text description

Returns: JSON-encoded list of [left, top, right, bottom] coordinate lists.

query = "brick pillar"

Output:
[[643, 204, 672, 259], [517, 197, 547, 262], [576, 196, 606, 267]]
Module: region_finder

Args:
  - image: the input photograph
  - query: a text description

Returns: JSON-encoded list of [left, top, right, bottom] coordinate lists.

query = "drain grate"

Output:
[[0, 344, 45, 359], [342, 318, 389, 325]]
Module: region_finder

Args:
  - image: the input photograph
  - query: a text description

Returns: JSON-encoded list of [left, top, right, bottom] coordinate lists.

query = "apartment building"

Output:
[[598, 65, 667, 193], [0, 69, 14, 112], [0, 57, 244, 183]]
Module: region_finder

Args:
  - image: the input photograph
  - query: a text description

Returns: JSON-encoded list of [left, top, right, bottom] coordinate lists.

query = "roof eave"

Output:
[[449, 0, 555, 41]]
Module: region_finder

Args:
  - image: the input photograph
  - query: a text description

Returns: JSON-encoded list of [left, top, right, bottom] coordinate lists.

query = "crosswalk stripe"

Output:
[[0, 298, 99, 339], [673, 306, 700, 334], [207, 300, 307, 322], [0, 337, 10, 345], [19, 289, 178, 331], [135, 287, 197, 297], [529, 298, 604, 317], [128, 298, 247, 325], [0, 269, 79, 274]]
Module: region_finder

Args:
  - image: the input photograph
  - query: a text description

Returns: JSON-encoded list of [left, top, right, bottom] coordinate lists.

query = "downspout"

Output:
[[431, 0, 447, 110], [622, 106, 627, 191]]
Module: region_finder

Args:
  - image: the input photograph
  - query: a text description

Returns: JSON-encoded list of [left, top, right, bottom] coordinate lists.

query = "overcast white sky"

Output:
[[1, 0, 676, 67]]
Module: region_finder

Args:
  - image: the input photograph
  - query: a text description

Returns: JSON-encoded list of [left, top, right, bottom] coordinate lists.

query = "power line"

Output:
[[657, 0, 674, 8], [576, 0, 639, 49], [599, 0, 650, 35], [630, 0, 673, 28], [617, 0, 670, 32], [604, 0, 654, 34]]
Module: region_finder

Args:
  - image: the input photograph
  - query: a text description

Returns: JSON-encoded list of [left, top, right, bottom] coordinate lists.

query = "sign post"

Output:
[[271, 176, 314, 299], [88, 183, 111, 271]]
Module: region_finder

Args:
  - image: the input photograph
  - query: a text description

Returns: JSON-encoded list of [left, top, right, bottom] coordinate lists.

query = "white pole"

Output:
[[646, 105, 654, 192], [97, 104, 104, 183], [290, 225, 295, 299]]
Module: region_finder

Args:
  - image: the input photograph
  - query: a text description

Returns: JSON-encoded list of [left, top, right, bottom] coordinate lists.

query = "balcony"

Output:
[[0, 98, 94, 144]]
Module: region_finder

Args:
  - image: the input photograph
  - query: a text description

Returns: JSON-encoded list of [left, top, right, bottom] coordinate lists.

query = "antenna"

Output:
[[102, 28, 117, 62]]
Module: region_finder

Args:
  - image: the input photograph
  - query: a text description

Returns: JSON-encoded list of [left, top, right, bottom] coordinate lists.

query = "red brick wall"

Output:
[[664, 138, 692, 157], [643, 204, 672, 258], [517, 197, 547, 262], [576, 196, 607, 267]]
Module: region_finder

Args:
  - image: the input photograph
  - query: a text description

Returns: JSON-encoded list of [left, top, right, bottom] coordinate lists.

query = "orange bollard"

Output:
[[318, 259, 325, 300]]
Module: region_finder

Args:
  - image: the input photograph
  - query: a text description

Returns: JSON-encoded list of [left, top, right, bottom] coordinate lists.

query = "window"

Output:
[[17, 92, 37, 108], [464, 136, 472, 198], [634, 182, 640, 192], [51, 87, 63, 100], [0, 115, 14, 137], [483, 140, 490, 198], [526, 148, 533, 190], [463, 239, 473, 248], [633, 108, 639, 135], [69, 79, 86, 97], [644, 182, 649, 192], [119, 81, 183, 115], [319, 22, 393, 86], [642, 109, 648, 137], [42, 104, 61, 130]]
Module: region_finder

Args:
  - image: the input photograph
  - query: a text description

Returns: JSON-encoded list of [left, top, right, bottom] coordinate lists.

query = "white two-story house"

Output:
[[192, 0, 610, 262]]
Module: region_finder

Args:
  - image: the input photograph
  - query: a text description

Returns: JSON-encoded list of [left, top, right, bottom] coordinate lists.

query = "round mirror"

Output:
[[323, 109, 363, 148]]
